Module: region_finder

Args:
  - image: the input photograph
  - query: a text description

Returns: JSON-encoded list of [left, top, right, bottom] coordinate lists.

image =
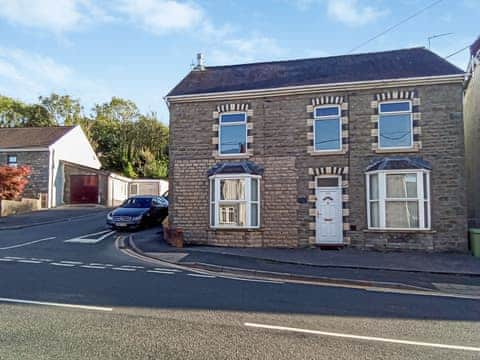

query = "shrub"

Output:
[[0, 165, 31, 200]]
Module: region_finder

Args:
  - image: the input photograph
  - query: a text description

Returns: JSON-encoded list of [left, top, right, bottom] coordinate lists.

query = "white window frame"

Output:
[[209, 173, 260, 229], [313, 105, 342, 152], [7, 154, 17, 167], [366, 169, 430, 230], [218, 112, 248, 156], [378, 100, 413, 150]]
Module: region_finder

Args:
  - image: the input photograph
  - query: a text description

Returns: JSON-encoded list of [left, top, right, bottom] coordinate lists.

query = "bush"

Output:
[[0, 166, 31, 200]]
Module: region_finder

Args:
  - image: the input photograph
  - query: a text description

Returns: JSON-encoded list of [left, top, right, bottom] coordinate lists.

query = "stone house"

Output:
[[464, 36, 480, 227], [166, 48, 467, 252], [0, 126, 103, 207]]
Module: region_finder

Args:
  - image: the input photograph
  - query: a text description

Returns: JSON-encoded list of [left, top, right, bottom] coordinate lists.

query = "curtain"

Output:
[[221, 179, 245, 200]]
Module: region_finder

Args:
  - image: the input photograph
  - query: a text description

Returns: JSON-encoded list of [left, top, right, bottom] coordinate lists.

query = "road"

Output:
[[0, 211, 479, 359]]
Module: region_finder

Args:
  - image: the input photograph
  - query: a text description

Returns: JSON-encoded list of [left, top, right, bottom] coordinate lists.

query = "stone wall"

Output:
[[169, 82, 467, 251], [0, 198, 42, 217], [464, 59, 480, 227], [0, 151, 49, 200]]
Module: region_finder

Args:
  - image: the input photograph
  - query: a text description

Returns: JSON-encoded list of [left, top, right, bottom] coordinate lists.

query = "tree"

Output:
[[0, 166, 31, 200], [39, 93, 83, 126], [0, 95, 54, 127], [23, 104, 56, 127]]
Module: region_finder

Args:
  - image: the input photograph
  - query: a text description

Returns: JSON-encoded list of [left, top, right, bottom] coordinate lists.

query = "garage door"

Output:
[[70, 175, 99, 204]]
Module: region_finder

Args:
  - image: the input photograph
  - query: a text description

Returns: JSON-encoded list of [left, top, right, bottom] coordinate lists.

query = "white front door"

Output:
[[315, 187, 343, 244]]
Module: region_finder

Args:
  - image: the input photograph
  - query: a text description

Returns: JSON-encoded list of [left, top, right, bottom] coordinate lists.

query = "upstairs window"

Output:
[[210, 174, 260, 228], [378, 101, 413, 149], [367, 170, 430, 230], [7, 155, 17, 167], [219, 113, 247, 155], [314, 106, 341, 152]]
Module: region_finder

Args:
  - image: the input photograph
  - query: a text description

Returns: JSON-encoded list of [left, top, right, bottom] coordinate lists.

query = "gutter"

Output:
[[166, 74, 465, 103]]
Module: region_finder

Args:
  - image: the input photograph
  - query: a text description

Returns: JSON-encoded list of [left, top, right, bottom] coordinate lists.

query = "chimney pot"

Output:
[[195, 53, 205, 70]]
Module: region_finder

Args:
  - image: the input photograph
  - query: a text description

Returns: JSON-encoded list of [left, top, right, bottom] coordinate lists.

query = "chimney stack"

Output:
[[194, 53, 205, 71]]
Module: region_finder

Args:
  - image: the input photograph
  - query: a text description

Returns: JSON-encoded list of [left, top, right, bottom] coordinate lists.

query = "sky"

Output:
[[0, 0, 479, 123]]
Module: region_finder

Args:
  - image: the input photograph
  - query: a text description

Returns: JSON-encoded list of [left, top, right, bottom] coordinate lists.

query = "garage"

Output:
[[70, 175, 99, 204]]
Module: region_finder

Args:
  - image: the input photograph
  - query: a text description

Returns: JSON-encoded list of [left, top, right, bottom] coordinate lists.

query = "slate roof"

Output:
[[366, 157, 432, 172], [207, 161, 264, 176], [168, 48, 464, 97], [0, 126, 75, 149]]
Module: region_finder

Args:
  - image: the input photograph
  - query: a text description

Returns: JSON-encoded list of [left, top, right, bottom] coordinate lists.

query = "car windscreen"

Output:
[[122, 198, 152, 208]]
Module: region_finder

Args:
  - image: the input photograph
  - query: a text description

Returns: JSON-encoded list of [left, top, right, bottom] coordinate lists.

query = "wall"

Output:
[[169, 82, 467, 251], [109, 177, 129, 206], [464, 57, 480, 227], [129, 180, 168, 196], [0, 150, 50, 200], [0, 198, 42, 217]]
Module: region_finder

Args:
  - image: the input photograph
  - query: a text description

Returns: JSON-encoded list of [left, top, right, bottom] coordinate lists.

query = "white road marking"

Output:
[[17, 260, 41, 264], [0, 237, 56, 250], [59, 261, 83, 265], [0, 297, 112, 312], [112, 267, 136, 271], [81, 265, 106, 270], [89, 263, 112, 267], [187, 273, 216, 278], [120, 265, 144, 269], [154, 267, 180, 272], [64, 230, 115, 244], [4, 256, 24, 260], [146, 270, 175, 274], [220, 276, 284, 284], [244, 323, 480, 352], [50, 262, 75, 267], [0, 258, 13, 262]]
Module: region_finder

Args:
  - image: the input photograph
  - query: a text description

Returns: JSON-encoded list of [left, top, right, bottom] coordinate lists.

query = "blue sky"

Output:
[[0, 0, 478, 123]]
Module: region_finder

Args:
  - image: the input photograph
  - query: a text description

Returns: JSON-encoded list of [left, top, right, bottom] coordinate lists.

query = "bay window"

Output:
[[367, 170, 430, 230], [210, 174, 260, 228]]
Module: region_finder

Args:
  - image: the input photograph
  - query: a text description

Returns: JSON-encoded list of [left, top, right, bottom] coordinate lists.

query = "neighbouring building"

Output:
[[166, 48, 467, 252], [464, 36, 480, 227], [0, 126, 101, 208], [129, 179, 169, 197]]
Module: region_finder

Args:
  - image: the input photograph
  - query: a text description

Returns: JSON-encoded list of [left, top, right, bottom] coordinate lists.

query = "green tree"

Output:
[[39, 93, 83, 125]]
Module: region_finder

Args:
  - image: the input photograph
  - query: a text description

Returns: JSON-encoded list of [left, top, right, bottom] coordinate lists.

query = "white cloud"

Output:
[[326, 0, 386, 26], [0, 47, 110, 107], [209, 34, 285, 65], [117, 0, 204, 35], [288, 0, 386, 26], [0, 0, 109, 33]]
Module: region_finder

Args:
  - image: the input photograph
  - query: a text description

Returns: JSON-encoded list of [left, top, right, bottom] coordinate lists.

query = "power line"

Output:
[[348, 0, 444, 53], [445, 45, 470, 59]]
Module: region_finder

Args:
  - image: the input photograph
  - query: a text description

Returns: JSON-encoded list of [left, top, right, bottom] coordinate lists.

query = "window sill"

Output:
[[214, 154, 252, 160], [308, 150, 347, 156], [210, 227, 261, 231], [374, 148, 419, 154], [363, 229, 436, 234]]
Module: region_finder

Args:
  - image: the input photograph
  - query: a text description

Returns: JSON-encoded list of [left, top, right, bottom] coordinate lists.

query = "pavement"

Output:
[[1, 211, 480, 359], [0, 206, 108, 230], [128, 226, 480, 296]]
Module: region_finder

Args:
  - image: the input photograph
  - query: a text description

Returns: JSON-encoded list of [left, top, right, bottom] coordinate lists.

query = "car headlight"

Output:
[[133, 215, 143, 221], [107, 212, 113, 220]]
